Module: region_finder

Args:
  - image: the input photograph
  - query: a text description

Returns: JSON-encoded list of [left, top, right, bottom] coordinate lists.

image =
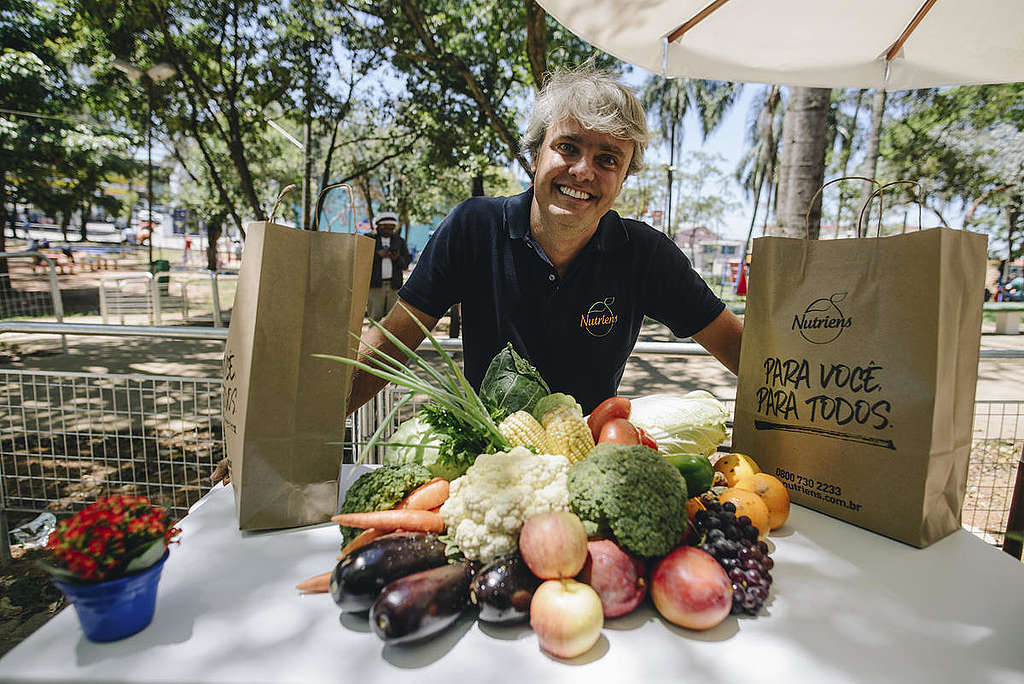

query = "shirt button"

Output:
[[548, 274, 556, 281]]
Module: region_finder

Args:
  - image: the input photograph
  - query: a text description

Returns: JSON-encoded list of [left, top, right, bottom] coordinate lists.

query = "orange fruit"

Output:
[[685, 496, 706, 523], [718, 487, 771, 538], [735, 473, 791, 530], [712, 453, 761, 487]]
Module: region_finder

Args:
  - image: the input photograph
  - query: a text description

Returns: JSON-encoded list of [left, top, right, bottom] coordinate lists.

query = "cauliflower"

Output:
[[439, 447, 570, 563]]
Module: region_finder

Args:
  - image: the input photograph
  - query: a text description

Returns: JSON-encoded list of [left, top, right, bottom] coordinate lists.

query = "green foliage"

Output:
[[882, 84, 1024, 258]]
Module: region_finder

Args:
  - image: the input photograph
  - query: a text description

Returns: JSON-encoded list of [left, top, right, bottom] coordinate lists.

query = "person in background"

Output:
[[183, 236, 192, 265], [366, 212, 412, 321], [1005, 274, 1024, 302]]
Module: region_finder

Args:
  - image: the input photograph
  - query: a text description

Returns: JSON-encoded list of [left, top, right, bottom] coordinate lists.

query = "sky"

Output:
[[623, 67, 762, 241]]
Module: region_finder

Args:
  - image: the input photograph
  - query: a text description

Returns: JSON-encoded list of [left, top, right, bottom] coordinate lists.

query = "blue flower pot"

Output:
[[53, 552, 169, 642]]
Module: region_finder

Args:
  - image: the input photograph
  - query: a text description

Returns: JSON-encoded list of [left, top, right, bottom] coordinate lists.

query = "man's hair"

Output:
[[520, 67, 649, 176]]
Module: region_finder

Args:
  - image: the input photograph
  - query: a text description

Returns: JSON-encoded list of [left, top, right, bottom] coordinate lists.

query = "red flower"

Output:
[[44, 495, 180, 583]]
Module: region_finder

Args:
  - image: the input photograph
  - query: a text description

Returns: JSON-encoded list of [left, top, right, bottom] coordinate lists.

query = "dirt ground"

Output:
[[1, 244, 1022, 658]]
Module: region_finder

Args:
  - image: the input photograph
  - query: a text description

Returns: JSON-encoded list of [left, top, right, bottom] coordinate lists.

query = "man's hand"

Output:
[[210, 457, 231, 486]]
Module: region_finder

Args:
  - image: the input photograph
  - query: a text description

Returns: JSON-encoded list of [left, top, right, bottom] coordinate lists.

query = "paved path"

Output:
[[1, 314, 1021, 401]]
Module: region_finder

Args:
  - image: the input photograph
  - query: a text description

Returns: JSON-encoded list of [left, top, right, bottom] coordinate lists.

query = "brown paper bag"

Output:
[[732, 211, 987, 547], [223, 187, 374, 530]]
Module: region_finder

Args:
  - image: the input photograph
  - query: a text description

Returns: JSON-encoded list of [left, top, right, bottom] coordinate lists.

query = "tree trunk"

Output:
[[524, 0, 547, 89], [835, 89, 864, 237], [0, 169, 9, 296], [224, 107, 266, 221], [858, 89, 887, 227], [206, 213, 224, 271], [472, 173, 485, 197], [79, 200, 92, 241], [301, 47, 314, 231], [776, 87, 831, 238]]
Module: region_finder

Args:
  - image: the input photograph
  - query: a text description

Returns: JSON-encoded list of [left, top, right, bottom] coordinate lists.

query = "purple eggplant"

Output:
[[330, 532, 447, 613], [369, 561, 476, 644], [469, 552, 540, 624]]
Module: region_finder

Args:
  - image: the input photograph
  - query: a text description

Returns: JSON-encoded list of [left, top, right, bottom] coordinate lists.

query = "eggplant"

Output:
[[369, 561, 476, 644], [469, 553, 541, 624], [330, 532, 448, 613]]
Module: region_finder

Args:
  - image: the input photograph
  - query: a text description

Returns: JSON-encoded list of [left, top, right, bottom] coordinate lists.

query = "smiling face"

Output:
[[530, 117, 634, 240]]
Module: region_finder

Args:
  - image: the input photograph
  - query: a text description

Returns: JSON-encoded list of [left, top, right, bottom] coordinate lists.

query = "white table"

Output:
[[2, 483, 1023, 684]]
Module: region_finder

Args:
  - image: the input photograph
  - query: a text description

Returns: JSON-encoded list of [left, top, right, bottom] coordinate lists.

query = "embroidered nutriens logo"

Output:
[[581, 297, 617, 337], [792, 293, 852, 344]]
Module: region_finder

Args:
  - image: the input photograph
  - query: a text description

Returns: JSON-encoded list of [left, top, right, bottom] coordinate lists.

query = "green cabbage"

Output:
[[479, 343, 550, 420], [383, 415, 464, 481], [627, 391, 729, 457]]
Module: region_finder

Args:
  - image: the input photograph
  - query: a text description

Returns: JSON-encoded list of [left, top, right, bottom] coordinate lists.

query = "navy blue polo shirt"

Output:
[[399, 189, 725, 414]]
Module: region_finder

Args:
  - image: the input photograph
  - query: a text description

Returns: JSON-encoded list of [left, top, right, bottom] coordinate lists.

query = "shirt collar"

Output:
[[505, 187, 630, 252]]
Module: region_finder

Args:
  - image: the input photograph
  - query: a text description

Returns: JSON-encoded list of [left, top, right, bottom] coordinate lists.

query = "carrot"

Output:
[[296, 571, 331, 594], [396, 478, 450, 511], [337, 527, 388, 559], [331, 509, 444, 533]]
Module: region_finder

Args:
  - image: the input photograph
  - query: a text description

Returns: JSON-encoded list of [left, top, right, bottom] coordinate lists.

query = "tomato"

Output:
[[636, 426, 658, 451], [598, 418, 640, 445], [587, 396, 631, 441]]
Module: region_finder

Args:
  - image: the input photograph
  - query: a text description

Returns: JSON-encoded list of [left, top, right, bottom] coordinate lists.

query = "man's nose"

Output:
[[568, 155, 596, 182]]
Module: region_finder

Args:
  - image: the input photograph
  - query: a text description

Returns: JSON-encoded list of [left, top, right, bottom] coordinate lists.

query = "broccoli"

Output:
[[337, 463, 433, 544], [567, 443, 688, 558]]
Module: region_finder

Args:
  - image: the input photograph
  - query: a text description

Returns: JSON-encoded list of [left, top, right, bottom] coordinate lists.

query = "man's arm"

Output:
[[691, 308, 743, 375], [346, 298, 439, 417]]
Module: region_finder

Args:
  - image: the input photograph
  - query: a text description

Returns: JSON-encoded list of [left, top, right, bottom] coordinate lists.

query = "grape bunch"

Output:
[[693, 501, 774, 616]]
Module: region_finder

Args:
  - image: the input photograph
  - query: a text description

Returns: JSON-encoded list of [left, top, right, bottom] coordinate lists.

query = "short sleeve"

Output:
[[642, 231, 725, 339], [397, 207, 465, 319]]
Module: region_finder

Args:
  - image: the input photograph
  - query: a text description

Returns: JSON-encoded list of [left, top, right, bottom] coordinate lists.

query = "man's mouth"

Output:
[[558, 185, 592, 201]]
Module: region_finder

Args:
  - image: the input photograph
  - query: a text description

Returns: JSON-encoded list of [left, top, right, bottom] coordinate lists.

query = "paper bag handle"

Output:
[[269, 184, 298, 225], [805, 176, 881, 239], [312, 182, 356, 233], [856, 180, 925, 238]]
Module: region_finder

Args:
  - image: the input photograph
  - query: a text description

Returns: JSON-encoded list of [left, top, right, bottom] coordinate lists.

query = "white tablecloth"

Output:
[[1, 483, 1023, 684]]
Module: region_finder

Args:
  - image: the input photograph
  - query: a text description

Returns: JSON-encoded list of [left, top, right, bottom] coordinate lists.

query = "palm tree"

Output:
[[735, 85, 782, 258], [641, 77, 742, 233], [776, 87, 832, 238]]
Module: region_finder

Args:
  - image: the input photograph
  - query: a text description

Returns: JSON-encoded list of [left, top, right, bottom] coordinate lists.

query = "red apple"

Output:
[[529, 579, 603, 658], [650, 546, 732, 630], [578, 539, 647, 617], [519, 511, 588, 579]]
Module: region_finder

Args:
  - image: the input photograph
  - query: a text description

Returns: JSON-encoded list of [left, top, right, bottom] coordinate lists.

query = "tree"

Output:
[[672, 151, 738, 253], [882, 84, 1024, 263], [641, 77, 741, 231], [735, 85, 781, 252], [775, 87, 831, 238]]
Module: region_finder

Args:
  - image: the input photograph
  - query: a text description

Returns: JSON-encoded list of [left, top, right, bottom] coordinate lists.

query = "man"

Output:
[[210, 67, 742, 486], [347, 68, 741, 417], [366, 212, 412, 321]]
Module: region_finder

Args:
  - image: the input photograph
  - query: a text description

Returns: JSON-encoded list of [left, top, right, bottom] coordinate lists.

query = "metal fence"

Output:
[[99, 271, 237, 327], [1, 325, 1021, 559], [0, 370, 223, 522]]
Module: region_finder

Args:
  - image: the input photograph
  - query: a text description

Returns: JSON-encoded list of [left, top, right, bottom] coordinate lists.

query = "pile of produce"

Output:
[[306, 320, 792, 658]]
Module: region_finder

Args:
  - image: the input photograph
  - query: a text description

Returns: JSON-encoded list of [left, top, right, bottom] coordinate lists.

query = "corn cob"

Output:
[[544, 413, 595, 464], [498, 411, 550, 453]]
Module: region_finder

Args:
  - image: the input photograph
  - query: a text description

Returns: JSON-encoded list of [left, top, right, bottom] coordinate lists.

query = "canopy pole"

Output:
[[885, 0, 937, 61], [667, 0, 731, 43]]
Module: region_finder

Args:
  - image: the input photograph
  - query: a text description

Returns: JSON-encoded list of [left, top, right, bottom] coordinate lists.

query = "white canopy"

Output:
[[536, 0, 1024, 89]]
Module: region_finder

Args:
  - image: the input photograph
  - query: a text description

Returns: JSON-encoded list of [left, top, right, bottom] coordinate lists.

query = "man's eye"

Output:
[[599, 155, 619, 167], [556, 142, 575, 153]]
